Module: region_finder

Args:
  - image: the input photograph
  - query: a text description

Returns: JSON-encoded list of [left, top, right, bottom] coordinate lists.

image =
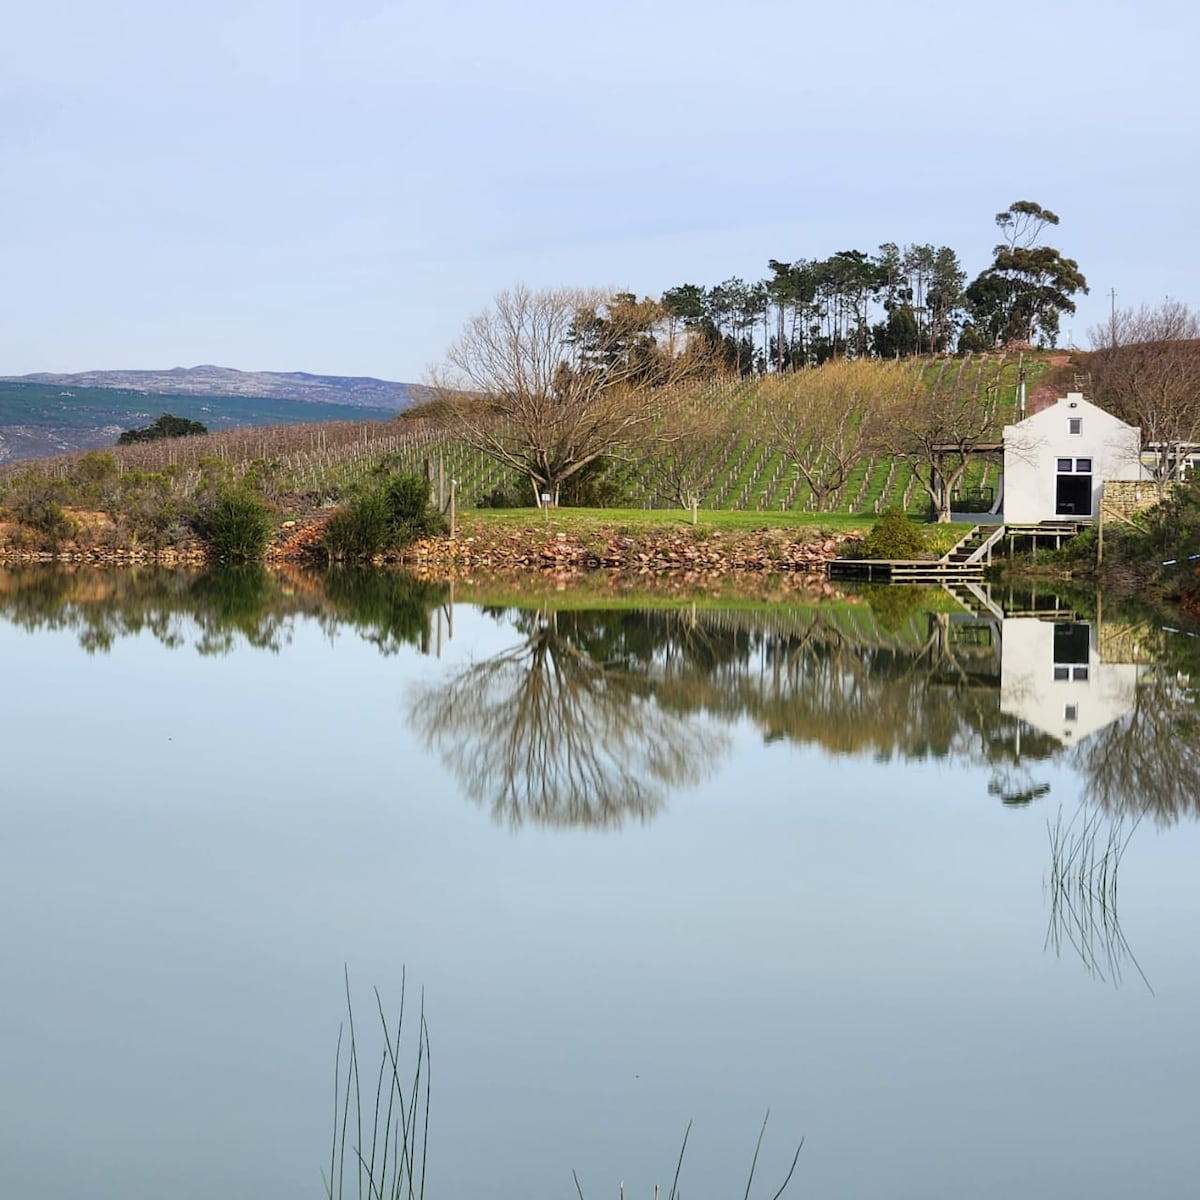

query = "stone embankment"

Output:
[[0, 511, 860, 578], [399, 526, 854, 576]]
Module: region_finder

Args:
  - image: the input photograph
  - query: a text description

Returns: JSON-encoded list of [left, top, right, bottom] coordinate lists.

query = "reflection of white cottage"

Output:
[[999, 618, 1142, 744], [1002, 393, 1141, 523]]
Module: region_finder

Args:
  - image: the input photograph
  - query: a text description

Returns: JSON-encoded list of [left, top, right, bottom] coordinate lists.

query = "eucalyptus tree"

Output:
[[900, 244, 941, 352], [706, 278, 762, 375], [661, 282, 707, 348], [964, 200, 1088, 347], [570, 291, 669, 386], [876, 242, 907, 309], [872, 305, 921, 358]]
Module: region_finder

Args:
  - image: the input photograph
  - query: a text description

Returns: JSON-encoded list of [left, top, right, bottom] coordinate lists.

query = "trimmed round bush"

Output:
[[860, 508, 928, 559]]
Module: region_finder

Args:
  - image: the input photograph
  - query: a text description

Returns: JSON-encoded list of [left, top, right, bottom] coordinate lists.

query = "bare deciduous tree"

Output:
[[652, 389, 736, 517], [1087, 299, 1200, 496], [873, 355, 1009, 522], [434, 285, 690, 506]]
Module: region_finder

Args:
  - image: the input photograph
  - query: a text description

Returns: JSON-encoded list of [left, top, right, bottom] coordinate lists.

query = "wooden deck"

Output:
[[828, 558, 987, 582], [828, 521, 1084, 582]]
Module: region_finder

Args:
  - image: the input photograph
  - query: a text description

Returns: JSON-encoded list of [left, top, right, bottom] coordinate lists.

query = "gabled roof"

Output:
[[1003, 391, 1139, 438]]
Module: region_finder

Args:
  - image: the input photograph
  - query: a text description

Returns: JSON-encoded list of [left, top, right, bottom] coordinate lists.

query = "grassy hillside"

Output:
[[0, 354, 1053, 521]]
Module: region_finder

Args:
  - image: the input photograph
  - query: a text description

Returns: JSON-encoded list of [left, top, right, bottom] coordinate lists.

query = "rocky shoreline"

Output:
[[399, 524, 855, 575], [0, 514, 859, 577]]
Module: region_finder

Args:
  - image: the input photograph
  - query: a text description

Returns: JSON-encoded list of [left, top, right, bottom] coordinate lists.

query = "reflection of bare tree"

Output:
[[409, 610, 726, 830], [1073, 665, 1200, 825], [1044, 805, 1151, 992]]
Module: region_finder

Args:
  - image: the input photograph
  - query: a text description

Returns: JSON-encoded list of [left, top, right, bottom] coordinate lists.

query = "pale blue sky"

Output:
[[3, 0, 1195, 381]]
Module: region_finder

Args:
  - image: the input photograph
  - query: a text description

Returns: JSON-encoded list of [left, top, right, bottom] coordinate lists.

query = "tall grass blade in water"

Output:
[[573, 1112, 802, 1199], [1045, 804, 1152, 993], [324, 967, 431, 1200]]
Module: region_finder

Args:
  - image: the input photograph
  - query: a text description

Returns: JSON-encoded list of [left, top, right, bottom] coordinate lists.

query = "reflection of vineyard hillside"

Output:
[[554, 606, 1037, 763], [0, 565, 448, 656], [453, 601, 1200, 825]]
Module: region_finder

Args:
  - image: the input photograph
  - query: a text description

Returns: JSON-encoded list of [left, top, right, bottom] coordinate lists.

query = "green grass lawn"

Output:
[[456, 506, 973, 554], [449, 574, 967, 615], [457, 506, 880, 534]]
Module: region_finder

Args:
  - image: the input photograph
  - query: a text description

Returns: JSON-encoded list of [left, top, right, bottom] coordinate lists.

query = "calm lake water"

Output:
[[2, 567, 1198, 1199]]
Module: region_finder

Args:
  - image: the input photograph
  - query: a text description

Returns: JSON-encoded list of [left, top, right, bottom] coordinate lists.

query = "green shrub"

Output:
[[384, 472, 445, 540], [116, 470, 195, 548], [1, 469, 77, 547], [323, 488, 392, 558], [240, 457, 285, 502], [323, 472, 447, 560], [74, 451, 121, 506], [860, 508, 928, 559], [196, 488, 272, 563]]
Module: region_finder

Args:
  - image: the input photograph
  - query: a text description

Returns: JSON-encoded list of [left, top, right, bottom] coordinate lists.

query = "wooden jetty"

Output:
[[1001, 521, 1090, 552], [828, 523, 1010, 583]]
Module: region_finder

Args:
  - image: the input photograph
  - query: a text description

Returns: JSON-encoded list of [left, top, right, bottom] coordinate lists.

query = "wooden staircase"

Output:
[[941, 524, 1006, 567]]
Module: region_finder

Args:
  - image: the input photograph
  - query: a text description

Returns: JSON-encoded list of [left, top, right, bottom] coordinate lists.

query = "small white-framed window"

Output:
[[1065, 704, 1079, 722], [1072, 666, 1089, 681], [1068, 417, 1083, 435]]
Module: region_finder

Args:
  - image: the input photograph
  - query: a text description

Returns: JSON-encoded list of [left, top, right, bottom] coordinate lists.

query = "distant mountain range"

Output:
[[0, 365, 426, 463], [2, 365, 423, 408]]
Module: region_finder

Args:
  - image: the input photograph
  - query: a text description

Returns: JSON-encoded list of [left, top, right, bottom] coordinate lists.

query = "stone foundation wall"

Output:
[[1101, 480, 1172, 523]]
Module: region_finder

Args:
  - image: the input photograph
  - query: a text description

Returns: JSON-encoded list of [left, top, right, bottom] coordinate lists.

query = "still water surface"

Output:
[[2, 568, 1198, 1199]]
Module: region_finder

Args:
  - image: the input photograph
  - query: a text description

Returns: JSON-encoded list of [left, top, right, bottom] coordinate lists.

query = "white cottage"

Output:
[[1001, 393, 1141, 524]]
